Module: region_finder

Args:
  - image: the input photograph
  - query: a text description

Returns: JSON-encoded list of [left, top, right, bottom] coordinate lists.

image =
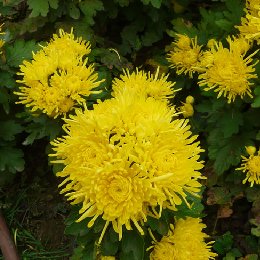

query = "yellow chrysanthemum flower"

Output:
[[198, 38, 258, 103], [237, 14, 260, 44], [15, 29, 102, 118], [179, 95, 194, 118], [236, 146, 260, 187], [149, 217, 217, 260], [50, 91, 204, 242], [42, 28, 91, 68], [236, 1, 260, 44], [112, 68, 176, 101], [167, 34, 203, 77]]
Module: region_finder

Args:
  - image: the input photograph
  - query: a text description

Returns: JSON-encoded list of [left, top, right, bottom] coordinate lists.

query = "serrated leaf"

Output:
[[142, 29, 162, 47], [101, 227, 119, 256], [245, 236, 259, 253], [208, 132, 254, 175], [254, 85, 260, 95], [0, 146, 24, 173], [68, 2, 80, 19], [5, 39, 39, 67], [150, 0, 162, 8], [169, 18, 199, 38], [175, 190, 205, 218], [121, 230, 144, 260], [147, 216, 169, 236], [141, 0, 162, 8], [252, 95, 260, 108], [23, 116, 61, 145], [250, 219, 260, 237], [114, 0, 130, 7], [27, 0, 59, 17], [218, 110, 243, 138], [0, 87, 10, 114], [79, 0, 104, 25], [215, 19, 233, 31], [0, 71, 16, 89], [213, 143, 242, 175], [213, 231, 234, 255], [224, 0, 244, 24], [224, 248, 242, 259], [0, 120, 23, 141]]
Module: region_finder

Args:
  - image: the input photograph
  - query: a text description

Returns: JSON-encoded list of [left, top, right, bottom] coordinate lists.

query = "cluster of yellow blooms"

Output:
[[167, 0, 260, 104], [149, 217, 217, 260], [167, 0, 260, 187], [51, 68, 206, 242], [236, 146, 260, 186], [14, 28, 216, 258], [167, 34, 258, 103], [15, 29, 103, 118]]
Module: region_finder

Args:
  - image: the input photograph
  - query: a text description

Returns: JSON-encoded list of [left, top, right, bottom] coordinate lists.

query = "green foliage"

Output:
[[79, 0, 104, 25], [5, 39, 40, 67], [168, 0, 244, 42], [0, 0, 259, 258], [120, 230, 145, 260], [213, 231, 235, 255], [27, 0, 59, 17]]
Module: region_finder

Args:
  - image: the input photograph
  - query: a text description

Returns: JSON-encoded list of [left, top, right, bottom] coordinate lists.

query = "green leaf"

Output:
[[215, 19, 233, 31], [175, 189, 205, 218], [0, 71, 16, 89], [101, 227, 119, 256], [5, 39, 40, 67], [27, 0, 59, 17], [23, 115, 61, 145], [121, 230, 144, 260], [114, 0, 130, 7], [79, 0, 104, 25], [218, 110, 243, 138], [64, 209, 89, 236], [208, 132, 254, 175], [250, 219, 260, 237], [71, 243, 96, 260], [0, 146, 24, 173], [0, 87, 10, 114], [141, 0, 162, 8], [252, 95, 260, 108], [141, 29, 162, 47], [147, 216, 169, 236], [213, 231, 234, 255], [0, 120, 23, 141], [223, 248, 242, 260], [245, 236, 259, 253], [68, 2, 81, 19], [224, 0, 244, 24]]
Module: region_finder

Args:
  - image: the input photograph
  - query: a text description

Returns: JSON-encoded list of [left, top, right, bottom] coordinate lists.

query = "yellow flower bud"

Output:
[[207, 39, 217, 49], [185, 95, 194, 104], [246, 146, 256, 156]]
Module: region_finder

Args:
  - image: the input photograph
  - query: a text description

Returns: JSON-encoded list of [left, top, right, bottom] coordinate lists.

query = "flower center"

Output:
[[108, 175, 131, 202]]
